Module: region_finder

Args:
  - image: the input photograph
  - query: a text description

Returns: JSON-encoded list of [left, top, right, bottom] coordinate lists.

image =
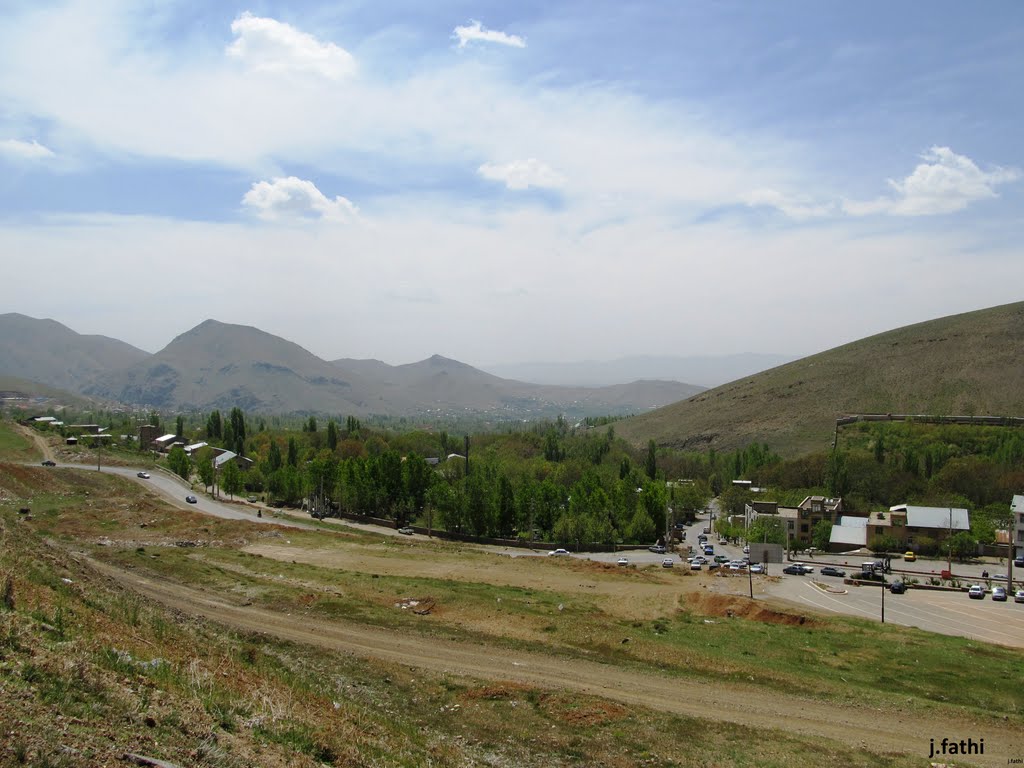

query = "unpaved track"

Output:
[[86, 558, 1019, 766]]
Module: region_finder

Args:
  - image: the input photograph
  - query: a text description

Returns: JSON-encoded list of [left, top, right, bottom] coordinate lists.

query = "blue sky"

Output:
[[2, 1, 1022, 367]]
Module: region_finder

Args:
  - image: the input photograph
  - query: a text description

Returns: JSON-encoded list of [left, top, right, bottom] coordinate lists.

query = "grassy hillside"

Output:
[[618, 301, 1024, 457]]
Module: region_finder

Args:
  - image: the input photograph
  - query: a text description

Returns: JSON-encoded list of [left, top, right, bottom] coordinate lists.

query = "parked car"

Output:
[[968, 584, 985, 599], [397, 527, 414, 535], [1015, 589, 1024, 604], [137, 471, 150, 479], [749, 563, 765, 574], [707, 561, 720, 570], [889, 581, 907, 594], [742, 545, 750, 554], [548, 548, 570, 557], [662, 558, 674, 568], [616, 557, 629, 566], [714, 555, 729, 563], [648, 544, 666, 554], [185, 495, 198, 504], [992, 586, 1008, 602], [820, 566, 846, 577], [1014, 556, 1024, 568], [689, 561, 702, 570], [904, 551, 916, 562], [783, 565, 805, 575], [41, 460, 56, 466]]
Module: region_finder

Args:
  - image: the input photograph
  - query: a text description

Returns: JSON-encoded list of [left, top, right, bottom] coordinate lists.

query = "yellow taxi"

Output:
[[904, 551, 916, 562]]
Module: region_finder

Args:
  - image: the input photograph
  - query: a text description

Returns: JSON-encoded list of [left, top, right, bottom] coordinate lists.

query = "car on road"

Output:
[[992, 586, 1007, 602], [889, 581, 907, 594], [707, 561, 720, 570], [749, 563, 765, 574], [548, 548, 570, 557], [903, 551, 916, 562], [137, 471, 150, 479], [41, 460, 56, 466], [397, 527, 415, 535], [791, 562, 814, 574], [616, 556, 629, 566], [1015, 556, 1024, 568], [1015, 589, 1024, 604], [662, 558, 674, 568], [783, 564, 805, 575], [714, 555, 729, 563], [819, 566, 846, 577], [185, 495, 197, 504], [742, 545, 750, 554], [968, 584, 985, 599], [689, 561, 702, 570], [648, 544, 666, 554]]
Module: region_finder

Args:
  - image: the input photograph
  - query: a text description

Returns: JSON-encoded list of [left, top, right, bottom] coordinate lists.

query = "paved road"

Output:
[[765, 569, 1024, 648]]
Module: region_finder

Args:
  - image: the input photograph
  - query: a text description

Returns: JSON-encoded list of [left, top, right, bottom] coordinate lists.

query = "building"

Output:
[[828, 516, 870, 551], [789, 496, 845, 545], [1013, 495, 1024, 558]]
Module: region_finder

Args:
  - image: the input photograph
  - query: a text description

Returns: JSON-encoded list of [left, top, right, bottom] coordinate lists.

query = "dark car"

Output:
[[820, 566, 846, 577], [41, 460, 56, 467], [783, 565, 805, 575], [889, 581, 907, 594], [185, 495, 198, 504]]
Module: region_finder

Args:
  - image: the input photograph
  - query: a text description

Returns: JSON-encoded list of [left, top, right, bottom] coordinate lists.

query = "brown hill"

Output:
[[0, 313, 149, 393], [616, 301, 1024, 457]]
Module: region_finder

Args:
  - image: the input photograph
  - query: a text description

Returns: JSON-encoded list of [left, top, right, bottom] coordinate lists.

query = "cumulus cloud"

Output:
[[453, 20, 526, 49], [242, 176, 357, 222], [478, 158, 564, 190], [0, 138, 55, 160], [843, 147, 1020, 217], [743, 188, 834, 220], [227, 12, 356, 79]]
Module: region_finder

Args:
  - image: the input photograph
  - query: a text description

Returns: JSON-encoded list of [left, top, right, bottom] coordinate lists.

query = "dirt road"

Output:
[[86, 557, 1019, 766]]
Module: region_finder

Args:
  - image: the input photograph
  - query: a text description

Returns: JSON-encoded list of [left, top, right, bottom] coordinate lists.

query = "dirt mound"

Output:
[[686, 592, 815, 626]]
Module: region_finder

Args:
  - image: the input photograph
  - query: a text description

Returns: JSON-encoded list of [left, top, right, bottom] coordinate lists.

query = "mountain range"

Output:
[[0, 314, 704, 419]]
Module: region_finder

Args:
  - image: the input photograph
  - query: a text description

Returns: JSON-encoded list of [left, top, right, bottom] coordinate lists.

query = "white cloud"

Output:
[[0, 138, 55, 160], [226, 12, 356, 79], [843, 147, 1020, 217], [242, 176, 358, 222], [478, 158, 565, 190], [453, 20, 526, 49], [743, 188, 834, 220]]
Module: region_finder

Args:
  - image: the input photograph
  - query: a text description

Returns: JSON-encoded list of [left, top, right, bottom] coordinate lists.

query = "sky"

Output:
[[2, 1, 1023, 367]]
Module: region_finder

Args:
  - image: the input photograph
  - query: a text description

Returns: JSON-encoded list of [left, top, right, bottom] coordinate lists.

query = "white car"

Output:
[[742, 545, 750, 554], [968, 584, 985, 599], [662, 558, 674, 568], [136, 471, 150, 479], [689, 561, 702, 570], [548, 548, 570, 557], [616, 556, 629, 566], [749, 564, 765, 574], [1014, 589, 1024, 604]]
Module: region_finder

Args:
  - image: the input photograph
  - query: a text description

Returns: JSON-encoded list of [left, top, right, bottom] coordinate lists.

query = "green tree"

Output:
[[326, 419, 339, 451], [175, 415, 184, 437], [267, 440, 283, 472], [746, 516, 786, 546], [868, 534, 900, 555], [287, 437, 299, 468], [196, 446, 215, 490], [206, 410, 222, 439], [221, 459, 244, 500], [811, 520, 833, 551], [626, 506, 656, 543], [946, 530, 979, 561], [229, 407, 246, 455], [645, 440, 657, 480], [168, 445, 191, 481]]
